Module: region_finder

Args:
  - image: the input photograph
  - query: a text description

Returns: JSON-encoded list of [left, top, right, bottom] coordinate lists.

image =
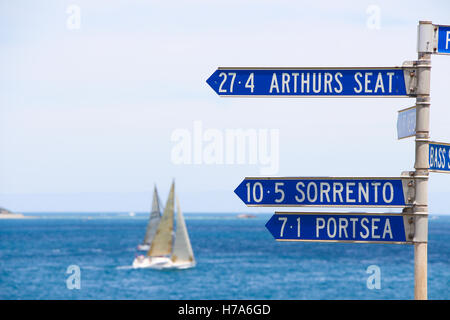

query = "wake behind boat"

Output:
[[137, 186, 163, 251], [133, 181, 196, 270]]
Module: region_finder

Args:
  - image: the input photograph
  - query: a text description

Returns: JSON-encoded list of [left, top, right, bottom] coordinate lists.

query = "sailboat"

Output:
[[132, 181, 196, 270], [137, 186, 163, 251]]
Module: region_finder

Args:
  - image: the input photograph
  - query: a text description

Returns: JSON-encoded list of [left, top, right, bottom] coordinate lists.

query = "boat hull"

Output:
[[132, 256, 170, 269], [164, 261, 196, 270], [132, 256, 195, 270]]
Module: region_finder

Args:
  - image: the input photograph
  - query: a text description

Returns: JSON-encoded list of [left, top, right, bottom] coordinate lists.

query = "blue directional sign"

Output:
[[397, 106, 416, 139], [436, 25, 450, 54], [206, 67, 412, 97], [234, 177, 414, 207], [429, 142, 450, 173], [265, 212, 412, 244]]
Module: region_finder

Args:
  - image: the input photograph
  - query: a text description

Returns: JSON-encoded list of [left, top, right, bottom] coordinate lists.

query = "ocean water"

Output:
[[0, 213, 449, 300]]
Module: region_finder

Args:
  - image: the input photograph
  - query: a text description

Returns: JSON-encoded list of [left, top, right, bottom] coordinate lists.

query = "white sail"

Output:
[[171, 195, 195, 265], [142, 186, 162, 245], [147, 181, 175, 257]]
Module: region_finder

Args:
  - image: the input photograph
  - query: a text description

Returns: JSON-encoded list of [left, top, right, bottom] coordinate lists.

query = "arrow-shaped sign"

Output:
[[265, 212, 413, 244], [397, 106, 416, 139], [207, 66, 416, 97], [234, 176, 415, 207]]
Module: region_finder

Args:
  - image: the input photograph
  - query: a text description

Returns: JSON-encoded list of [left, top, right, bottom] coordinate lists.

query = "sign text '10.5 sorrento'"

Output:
[[234, 177, 415, 207]]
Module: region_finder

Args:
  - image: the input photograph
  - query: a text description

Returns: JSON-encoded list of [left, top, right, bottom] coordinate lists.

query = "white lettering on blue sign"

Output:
[[447, 31, 450, 49], [207, 69, 408, 96], [265, 213, 408, 243], [429, 143, 450, 172], [437, 25, 450, 54], [292, 181, 394, 204], [235, 178, 408, 207], [314, 216, 393, 239]]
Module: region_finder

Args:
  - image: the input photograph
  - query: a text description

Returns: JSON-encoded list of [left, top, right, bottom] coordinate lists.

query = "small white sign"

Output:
[[397, 106, 416, 139]]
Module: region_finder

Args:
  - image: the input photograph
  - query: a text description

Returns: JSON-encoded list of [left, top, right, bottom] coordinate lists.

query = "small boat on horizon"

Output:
[[132, 181, 196, 270], [137, 186, 163, 251], [237, 214, 257, 219]]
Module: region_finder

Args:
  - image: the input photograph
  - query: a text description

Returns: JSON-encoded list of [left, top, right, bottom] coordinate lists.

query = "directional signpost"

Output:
[[265, 212, 414, 244], [208, 20, 449, 300], [234, 177, 415, 207], [429, 142, 450, 173], [206, 67, 415, 97]]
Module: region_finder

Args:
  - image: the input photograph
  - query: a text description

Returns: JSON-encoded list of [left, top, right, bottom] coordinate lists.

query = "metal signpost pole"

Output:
[[414, 20, 432, 300]]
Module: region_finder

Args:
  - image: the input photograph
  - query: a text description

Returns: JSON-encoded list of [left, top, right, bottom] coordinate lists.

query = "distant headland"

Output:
[[0, 207, 28, 219]]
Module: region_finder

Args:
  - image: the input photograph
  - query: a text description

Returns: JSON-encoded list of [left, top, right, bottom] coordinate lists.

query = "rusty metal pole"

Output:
[[414, 20, 432, 300]]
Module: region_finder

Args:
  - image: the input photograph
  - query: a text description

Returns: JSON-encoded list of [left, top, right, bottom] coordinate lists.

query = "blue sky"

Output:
[[1, 0, 450, 213]]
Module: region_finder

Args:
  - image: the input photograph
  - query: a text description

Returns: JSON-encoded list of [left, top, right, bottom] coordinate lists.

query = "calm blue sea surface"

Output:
[[0, 213, 449, 300]]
